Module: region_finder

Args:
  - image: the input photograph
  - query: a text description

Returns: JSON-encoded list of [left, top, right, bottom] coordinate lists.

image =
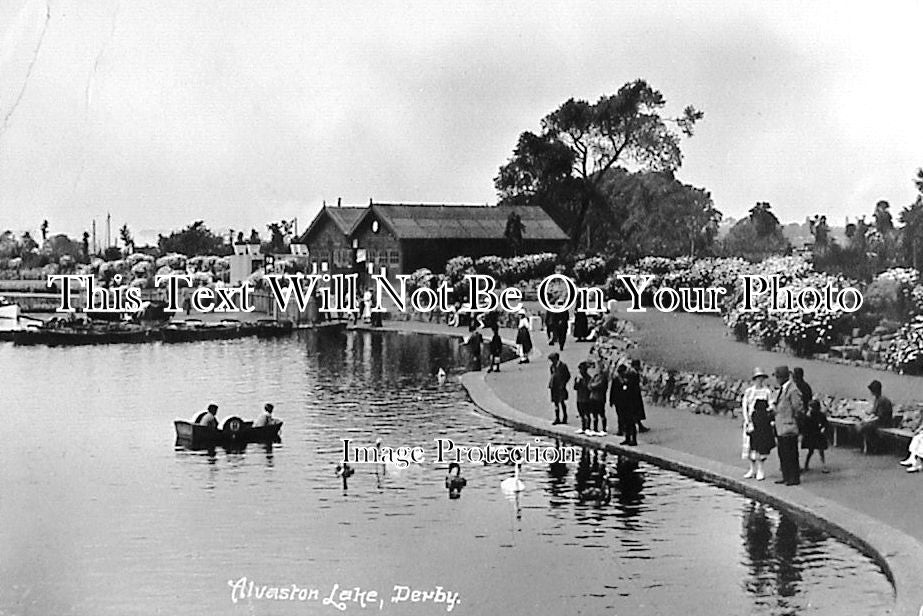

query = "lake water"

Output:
[[0, 330, 893, 615]]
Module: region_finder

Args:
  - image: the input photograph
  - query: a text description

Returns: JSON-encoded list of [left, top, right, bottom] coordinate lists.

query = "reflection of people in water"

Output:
[[612, 457, 644, 522], [774, 515, 802, 597], [741, 502, 804, 601], [574, 449, 611, 504], [741, 501, 773, 596]]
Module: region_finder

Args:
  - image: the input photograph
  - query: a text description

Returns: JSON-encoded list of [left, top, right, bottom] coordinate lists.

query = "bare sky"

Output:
[[1, 0, 921, 243]]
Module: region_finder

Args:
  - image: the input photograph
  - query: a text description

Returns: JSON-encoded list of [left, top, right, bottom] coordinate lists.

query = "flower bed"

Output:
[[591, 327, 923, 431]]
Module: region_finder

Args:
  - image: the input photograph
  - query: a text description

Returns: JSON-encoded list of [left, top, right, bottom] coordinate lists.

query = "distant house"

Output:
[[297, 202, 568, 276]]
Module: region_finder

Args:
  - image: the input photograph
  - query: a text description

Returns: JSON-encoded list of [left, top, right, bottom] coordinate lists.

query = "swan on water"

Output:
[[445, 462, 467, 499], [500, 462, 524, 493]]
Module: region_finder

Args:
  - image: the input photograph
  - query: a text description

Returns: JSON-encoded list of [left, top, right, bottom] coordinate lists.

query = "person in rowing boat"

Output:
[[196, 404, 219, 429], [252, 403, 280, 428]]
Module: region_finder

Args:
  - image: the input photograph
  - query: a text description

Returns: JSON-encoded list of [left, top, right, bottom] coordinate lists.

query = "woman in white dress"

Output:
[[741, 367, 774, 480], [899, 424, 923, 472]]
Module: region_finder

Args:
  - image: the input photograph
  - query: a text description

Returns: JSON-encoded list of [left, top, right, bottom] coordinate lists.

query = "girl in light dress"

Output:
[[515, 311, 533, 363], [741, 367, 774, 481]]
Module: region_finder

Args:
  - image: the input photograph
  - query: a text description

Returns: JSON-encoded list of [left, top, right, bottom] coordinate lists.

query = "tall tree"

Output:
[[874, 200, 894, 236], [503, 211, 525, 256], [81, 231, 90, 262], [266, 220, 294, 253], [900, 169, 923, 269], [119, 224, 134, 253], [20, 231, 37, 253], [496, 80, 702, 248], [158, 221, 227, 256], [600, 169, 720, 259], [720, 202, 790, 261]]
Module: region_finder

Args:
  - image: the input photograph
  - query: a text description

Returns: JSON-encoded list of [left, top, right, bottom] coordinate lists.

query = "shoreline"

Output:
[[362, 319, 923, 616]]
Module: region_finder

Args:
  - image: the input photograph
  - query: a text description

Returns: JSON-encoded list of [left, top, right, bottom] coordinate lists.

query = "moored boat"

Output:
[[13, 320, 155, 346], [256, 318, 295, 338], [161, 318, 259, 343]]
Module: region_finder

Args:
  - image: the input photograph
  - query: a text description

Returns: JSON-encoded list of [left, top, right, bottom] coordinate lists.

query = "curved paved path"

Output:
[[359, 318, 923, 616]]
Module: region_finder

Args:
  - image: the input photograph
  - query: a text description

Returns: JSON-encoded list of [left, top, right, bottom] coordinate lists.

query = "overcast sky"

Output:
[[1, 0, 921, 243]]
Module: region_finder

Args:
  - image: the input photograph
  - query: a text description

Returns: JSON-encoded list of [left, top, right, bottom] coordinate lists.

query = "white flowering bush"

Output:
[[501, 253, 557, 283], [155, 253, 187, 271], [126, 253, 154, 267], [473, 256, 505, 280], [883, 316, 923, 374], [572, 256, 607, 285]]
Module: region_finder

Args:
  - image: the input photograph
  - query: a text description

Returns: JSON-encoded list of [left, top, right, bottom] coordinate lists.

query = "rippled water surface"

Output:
[[0, 331, 893, 615]]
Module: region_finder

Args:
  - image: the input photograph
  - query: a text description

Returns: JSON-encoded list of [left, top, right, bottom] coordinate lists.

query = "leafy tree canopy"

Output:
[[719, 202, 790, 261], [158, 221, 228, 256], [495, 80, 703, 249]]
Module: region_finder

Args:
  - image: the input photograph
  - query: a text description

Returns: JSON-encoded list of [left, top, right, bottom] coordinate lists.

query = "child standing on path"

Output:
[[548, 352, 571, 425], [801, 399, 830, 473]]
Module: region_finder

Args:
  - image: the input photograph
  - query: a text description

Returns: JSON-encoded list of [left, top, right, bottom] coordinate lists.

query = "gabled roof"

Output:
[[364, 203, 569, 241], [299, 205, 366, 242]]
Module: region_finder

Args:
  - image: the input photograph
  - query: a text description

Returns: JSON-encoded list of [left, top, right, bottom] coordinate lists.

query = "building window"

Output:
[[388, 250, 400, 266]]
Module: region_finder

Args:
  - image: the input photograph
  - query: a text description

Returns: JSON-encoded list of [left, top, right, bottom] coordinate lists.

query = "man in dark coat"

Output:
[[792, 367, 812, 414], [629, 359, 650, 433], [610, 364, 637, 446], [554, 309, 569, 351], [548, 351, 570, 425]]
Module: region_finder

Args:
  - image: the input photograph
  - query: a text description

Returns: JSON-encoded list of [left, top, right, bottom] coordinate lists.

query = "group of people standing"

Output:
[[740, 366, 834, 485], [548, 353, 649, 446]]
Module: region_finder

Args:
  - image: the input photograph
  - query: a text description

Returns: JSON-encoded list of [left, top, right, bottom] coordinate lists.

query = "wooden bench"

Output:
[[827, 417, 859, 448], [827, 417, 914, 454], [879, 427, 914, 451]]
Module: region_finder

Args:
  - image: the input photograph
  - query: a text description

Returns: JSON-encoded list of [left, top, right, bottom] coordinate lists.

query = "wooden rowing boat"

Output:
[[174, 416, 283, 448]]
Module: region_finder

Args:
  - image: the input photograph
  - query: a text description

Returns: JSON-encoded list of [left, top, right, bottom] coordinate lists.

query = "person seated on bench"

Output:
[[899, 425, 923, 472], [858, 380, 892, 453]]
